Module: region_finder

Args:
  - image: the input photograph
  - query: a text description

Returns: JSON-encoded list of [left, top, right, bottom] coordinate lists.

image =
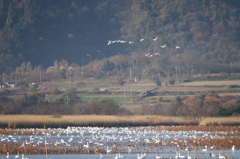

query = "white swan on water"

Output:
[[15, 152, 19, 158], [107, 146, 112, 154], [22, 154, 29, 159]]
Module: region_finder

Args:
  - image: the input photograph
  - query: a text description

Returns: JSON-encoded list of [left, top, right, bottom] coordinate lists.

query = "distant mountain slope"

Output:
[[0, 0, 240, 71], [118, 0, 240, 64]]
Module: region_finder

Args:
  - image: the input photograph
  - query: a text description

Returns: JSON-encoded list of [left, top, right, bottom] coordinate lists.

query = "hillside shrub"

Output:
[[75, 81, 85, 87], [92, 87, 100, 93], [169, 79, 175, 85], [117, 79, 125, 86], [154, 79, 161, 86], [28, 84, 38, 92], [58, 91, 79, 104], [16, 80, 29, 88], [94, 72, 104, 79], [51, 88, 61, 95], [83, 99, 119, 115], [1, 89, 11, 95], [228, 85, 240, 88]]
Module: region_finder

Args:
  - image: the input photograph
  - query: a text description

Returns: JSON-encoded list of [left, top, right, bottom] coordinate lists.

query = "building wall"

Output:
[[8, 84, 14, 88], [0, 84, 6, 88]]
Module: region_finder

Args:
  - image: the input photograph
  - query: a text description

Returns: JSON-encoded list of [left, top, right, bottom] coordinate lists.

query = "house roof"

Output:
[[5, 81, 15, 84]]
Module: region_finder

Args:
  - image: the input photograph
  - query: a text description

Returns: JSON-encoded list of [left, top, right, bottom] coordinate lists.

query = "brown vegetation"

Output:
[[1, 115, 240, 129], [0, 115, 198, 128]]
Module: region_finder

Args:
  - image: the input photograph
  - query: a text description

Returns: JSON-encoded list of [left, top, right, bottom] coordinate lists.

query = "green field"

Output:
[[47, 95, 57, 100], [80, 96, 131, 102]]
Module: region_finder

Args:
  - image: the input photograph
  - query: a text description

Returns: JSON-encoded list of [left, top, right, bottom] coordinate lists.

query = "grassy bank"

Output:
[[0, 115, 198, 128]]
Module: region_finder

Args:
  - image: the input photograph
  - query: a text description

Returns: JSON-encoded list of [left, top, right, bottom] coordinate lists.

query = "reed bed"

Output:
[[1, 115, 240, 128], [149, 125, 240, 132], [199, 117, 240, 126], [0, 143, 106, 155], [0, 115, 198, 128]]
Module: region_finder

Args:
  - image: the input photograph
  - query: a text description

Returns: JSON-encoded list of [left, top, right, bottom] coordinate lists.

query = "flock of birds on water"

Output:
[[0, 126, 239, 159]]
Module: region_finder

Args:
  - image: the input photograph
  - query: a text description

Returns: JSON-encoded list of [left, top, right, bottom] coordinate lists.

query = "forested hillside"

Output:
[[1, 0, 240, 75]]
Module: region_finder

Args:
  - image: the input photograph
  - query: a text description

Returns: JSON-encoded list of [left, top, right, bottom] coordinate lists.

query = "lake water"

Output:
[[0, 126, 239, 159]]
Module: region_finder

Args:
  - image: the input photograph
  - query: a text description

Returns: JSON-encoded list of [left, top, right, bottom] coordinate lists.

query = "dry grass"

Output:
[[0, 115, 197, 128], [199, 117, 240, 126], [1, 115, 240, 128]]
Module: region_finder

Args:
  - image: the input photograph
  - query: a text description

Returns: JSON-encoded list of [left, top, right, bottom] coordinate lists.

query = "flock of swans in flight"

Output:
[[67, 33, 181, 58], [106, 37, 181, 49], [0, 126, 237, 159], [106, 37, 181, 58]]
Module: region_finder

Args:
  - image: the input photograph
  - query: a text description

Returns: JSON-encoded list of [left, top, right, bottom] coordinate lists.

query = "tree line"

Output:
[[1, 54, 240, 85], [0, 89, 239, 117]]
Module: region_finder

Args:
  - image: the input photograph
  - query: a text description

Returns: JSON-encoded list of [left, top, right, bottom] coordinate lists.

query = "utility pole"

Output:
[[82, 58, 84, 78], [131, 86, 132, 102], [167, 72, 169, 85], [130, 67, 132, 79], [124, 87, 126, 105], [67, 95, 68, 106], [15, 76, 17, 88], [45, 94, 48, 102], [175, 67, 178, 81], [140, 82, 142, 92], [69, 70, 71, 89], [231, 62, 233, 73], [2, 73, 4, 83], [191, 65, 193, 75], [178, 66, 180, 77], [40, 66, 42, 85]]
